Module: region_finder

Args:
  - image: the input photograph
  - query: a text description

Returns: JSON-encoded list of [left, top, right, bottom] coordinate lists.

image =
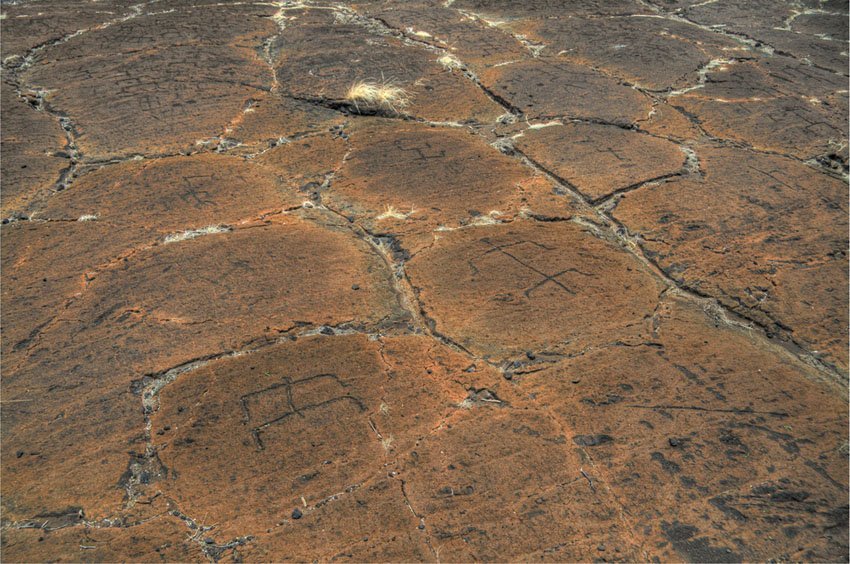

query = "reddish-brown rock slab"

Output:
[[680, 1, 849, 74], [22, 3, 278, 159], [399, 407, 641, 561], [479, 60, 653, 123], [13, 217, 404, 379], [0, 516, 205, 563], [1, 372, 143, 521], [0, 81, 70, 216], [670, 59, 848, 160], [0, 1, 139, 60], [765, 29, 848, 77], [324, 119, 580, 245], [611, 145, 848, 371], [218, 95, 345, 156], [514, 122, 686, 201], [511, 15, 747, 91], [450, 0, 653, 19], [149, 334, 510, 542], [254, 132, 350, 199], [38, 153, 300, 226], [518, 294, 849, 561], [1, 222, 138, 376], [237, 478, 434, 562], [680, 0, 791, 29], [2, 153, 301, 369], [791, 11, 849, 42], [273, 9, 504, 124], [637, 100, 705, 141], [406, 220, 665, 361], [2, 218, 404, 522], [360, 2, 530, 71]]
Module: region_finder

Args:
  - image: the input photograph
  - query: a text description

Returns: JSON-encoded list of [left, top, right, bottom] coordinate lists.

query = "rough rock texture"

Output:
[[479, 59, 654, 123], [513, 122, 687, 201], [406, 220, 665, 361], [0, 81, 70, 216], [21, 3, 280, 160], [506, 15, 746, 91], [668, 58, 849, 160], [2, 0, 847, 561], [611, 146, 849, 371]]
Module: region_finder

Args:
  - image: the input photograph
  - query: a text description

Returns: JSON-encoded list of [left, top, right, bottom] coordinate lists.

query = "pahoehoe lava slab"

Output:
[[1, 0, 847, 561]]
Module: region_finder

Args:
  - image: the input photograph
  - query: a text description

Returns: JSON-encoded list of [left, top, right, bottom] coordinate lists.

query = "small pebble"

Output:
[[291, 508, 303, 519]]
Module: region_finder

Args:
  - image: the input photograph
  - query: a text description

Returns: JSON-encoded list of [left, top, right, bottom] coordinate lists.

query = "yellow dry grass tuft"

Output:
[[346, 79, 410, 113]]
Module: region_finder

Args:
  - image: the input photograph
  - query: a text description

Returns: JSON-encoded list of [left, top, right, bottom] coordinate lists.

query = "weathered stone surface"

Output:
[[513, 16, 746, 91], [150, 334, 508, 541], [1, 1, 847, 561], [14, 218, 403, 378], [273, 9, 504, 124], [792, 11, 849, 42], [1, 516, 205, 563], [637, 99, 705, 141], [680, 0, 792, 31], [2, 218, 404, 522], [399, 408, 639, 561], [2, 368, 143, 521], [22, 3, 279, 159], [2, 154, 301, 370], [325, 119, 576, 240], [406, 220, 665, 361], [2, 221, 135, 374], [679, 0, 850, 74], [0, 1, 137, 60], [210, 94, 345, 156], [519, 294, 848, 561], [0, 81, 69, 216], [479, 60, 653, 123], [361, 2, 530, 70], [39, 153, 301, 225], [452, 0, 653, 19], [670, 59, 848, 160], [238, 477, 434, 562], [611, 146, 848, 370], [255, 132, 350, 196], [514, 122, 686, 201]]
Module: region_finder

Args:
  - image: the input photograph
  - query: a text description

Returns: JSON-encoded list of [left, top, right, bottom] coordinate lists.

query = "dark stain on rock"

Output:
[[651, 452, 681, 474], [573, 434, 614, 447], [661, 521, 741, 563]]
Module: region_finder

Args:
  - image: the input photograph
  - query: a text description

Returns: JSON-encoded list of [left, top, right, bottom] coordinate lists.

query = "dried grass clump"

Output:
[[346, 79, 410, 113]]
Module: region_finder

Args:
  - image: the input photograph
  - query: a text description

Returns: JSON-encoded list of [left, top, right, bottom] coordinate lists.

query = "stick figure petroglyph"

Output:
[[469, 238, 592, 298], [240, 373, 366, 450]]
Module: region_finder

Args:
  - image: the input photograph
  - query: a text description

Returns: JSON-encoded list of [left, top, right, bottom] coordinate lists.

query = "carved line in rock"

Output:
[[469, 238, 595, 298], [239, 372, 367, 450]]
